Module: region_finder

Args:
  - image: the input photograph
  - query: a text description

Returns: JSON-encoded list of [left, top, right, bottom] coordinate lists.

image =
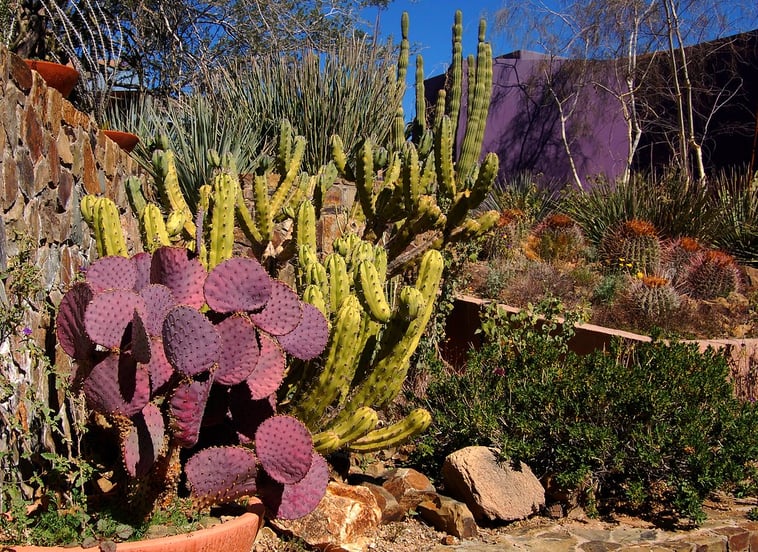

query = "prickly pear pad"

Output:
[[84, 289, 146, 350], [169, 376, 212, 448], [214, 316, 260, 386], [259, 452, 329, 519], [246, 333, 286, 400], [82, 353, 151, 417], [162, 306, 220, 376], [145, 336, 173, 394], [56, 282, 95, 361], [138, 284, 176, 337], [86, 255, 137, 293], [204, 257, 273, 313], [132, 251, 153, 291], [250, 280, 303, 335], [255, 415, 314, 485], [185, 446, 258, 507], [276, 303, 328, 361], [128, 310, 152, 364], [150, 247, 206, 309], [123, 402, 165, 477]]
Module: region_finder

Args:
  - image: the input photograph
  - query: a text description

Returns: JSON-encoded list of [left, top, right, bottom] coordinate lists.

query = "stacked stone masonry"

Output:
[[0, 46, 145, 451]]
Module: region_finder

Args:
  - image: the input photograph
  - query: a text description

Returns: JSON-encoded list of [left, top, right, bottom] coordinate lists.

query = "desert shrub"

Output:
[[413, 300, 758, 525], [479, 172, 560, 223]]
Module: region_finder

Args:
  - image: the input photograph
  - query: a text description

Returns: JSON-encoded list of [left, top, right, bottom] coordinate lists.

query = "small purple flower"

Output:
[[22, 327, 32, 336]]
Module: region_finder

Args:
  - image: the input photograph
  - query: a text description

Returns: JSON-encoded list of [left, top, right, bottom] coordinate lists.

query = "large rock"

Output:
[[270, 481, 382, 552], [382, 467, 438, 513], [442, 446, 545, 522]]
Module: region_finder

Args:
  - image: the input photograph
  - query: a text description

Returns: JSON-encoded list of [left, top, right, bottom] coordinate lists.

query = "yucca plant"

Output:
[[710, 172, 758, 267], [218, 36, 405, 173]]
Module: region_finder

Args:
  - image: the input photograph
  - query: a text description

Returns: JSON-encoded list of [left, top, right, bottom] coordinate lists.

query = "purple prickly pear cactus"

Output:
[[203, 257, 272, 313], [255, 415, 314, 485], [56, 282, 95, 362], [86, 255, 137, 293], [123, 402, 166, 477], [214, 316, 260, 386], [170, 376, 213, 448], [276, 303, 329, 361], [258, 452, 329, 520], [150, 247, 206, 308], [139, 284, 176, 337], [162, 306, 220, 377], [56, 245, 330, 519], [250, 281, 303, 336], [84, 289, 146, 350], [132, 252, 153, 291], [185, 446, 258, 507], [246, 333, 286, 400], [82, 353, 151, 417]]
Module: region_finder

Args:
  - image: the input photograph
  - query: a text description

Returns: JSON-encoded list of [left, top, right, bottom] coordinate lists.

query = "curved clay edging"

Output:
[[5, 499, 264, 552]]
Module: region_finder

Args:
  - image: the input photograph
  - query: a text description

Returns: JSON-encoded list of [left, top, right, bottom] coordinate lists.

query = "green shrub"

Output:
[[413, 300, 758, 525]]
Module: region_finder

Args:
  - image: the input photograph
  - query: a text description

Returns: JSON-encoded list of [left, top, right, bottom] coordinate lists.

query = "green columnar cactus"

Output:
[[284, 235, 441, 454], [80, 195, 128, 257], [457, 21, 494, 179], [447, 10, 464, 129], [329, 11, 499, 275], [412, 56, 427, 142]]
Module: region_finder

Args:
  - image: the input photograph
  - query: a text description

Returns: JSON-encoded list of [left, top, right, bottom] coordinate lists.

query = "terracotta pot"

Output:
[[6, 499, 264, 552], [23, 60, 79, 98], [102, 130, 140, 153]]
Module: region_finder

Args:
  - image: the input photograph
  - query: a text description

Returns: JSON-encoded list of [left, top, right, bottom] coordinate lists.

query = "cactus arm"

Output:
[[296, 200, 318, 253], [80, 194, 96, 224], [448, 10, 463, 130], [346, 250, 443, 411], [355, 260, 392, 323], [270, 135, 306, 216], [355, 139, 376, 220], [302, 284, 328, 317], [413, 55, 426, 142], [293, 295, 363, 427], [126, 176, 148, 218], [233, 178, 263, 245], [92, 197, 128, 258], [313, 406, 379, 455], [324, 253, 350, 313], [331, 134, 350, 178], [457, 35, 493, 179], [154, 150, 196, 237], [435, 115, 456, 201], [141, 203, 172, 253], [402, 143, 422, 215], [208, 173, 237, 270], [396, 11, 410, 90], [348, 408, 432, 453], [253, 174, 273, 243]]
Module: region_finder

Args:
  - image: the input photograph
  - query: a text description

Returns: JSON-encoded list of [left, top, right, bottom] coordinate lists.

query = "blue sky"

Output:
[[359, 0, 512, 116]]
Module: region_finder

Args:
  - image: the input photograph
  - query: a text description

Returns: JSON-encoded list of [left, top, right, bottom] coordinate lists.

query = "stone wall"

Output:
[[0, 45, 145, 482]]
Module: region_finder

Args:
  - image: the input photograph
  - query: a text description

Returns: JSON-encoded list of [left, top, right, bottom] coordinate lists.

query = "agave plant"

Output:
[[55, 246, 329, 520]]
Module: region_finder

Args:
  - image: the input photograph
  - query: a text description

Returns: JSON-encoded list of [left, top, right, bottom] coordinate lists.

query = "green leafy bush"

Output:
[[413, 300, 758, 525]]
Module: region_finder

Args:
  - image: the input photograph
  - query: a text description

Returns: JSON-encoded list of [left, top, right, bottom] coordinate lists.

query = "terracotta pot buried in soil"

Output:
[[5, 499, 264, 552]]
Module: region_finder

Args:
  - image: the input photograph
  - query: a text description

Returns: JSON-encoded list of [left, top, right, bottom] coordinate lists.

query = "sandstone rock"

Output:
[[271, 481, 381, 552], [361, 482, 406, 523], [383, 467, 437, 512], [417, 494, 478, 538], [442, 446, 545, 522]]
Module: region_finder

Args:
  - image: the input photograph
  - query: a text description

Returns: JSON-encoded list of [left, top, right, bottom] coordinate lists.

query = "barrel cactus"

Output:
[[530, 213, 587, 262], [682, 249, 743, 300], [600, 219, 662, 275], [626, 275, 681, 321], [55, 247, 329, 519]]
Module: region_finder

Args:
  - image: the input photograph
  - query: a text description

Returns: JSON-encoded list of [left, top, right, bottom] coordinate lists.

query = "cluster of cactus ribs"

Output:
[[55, 246, 329, 519]]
